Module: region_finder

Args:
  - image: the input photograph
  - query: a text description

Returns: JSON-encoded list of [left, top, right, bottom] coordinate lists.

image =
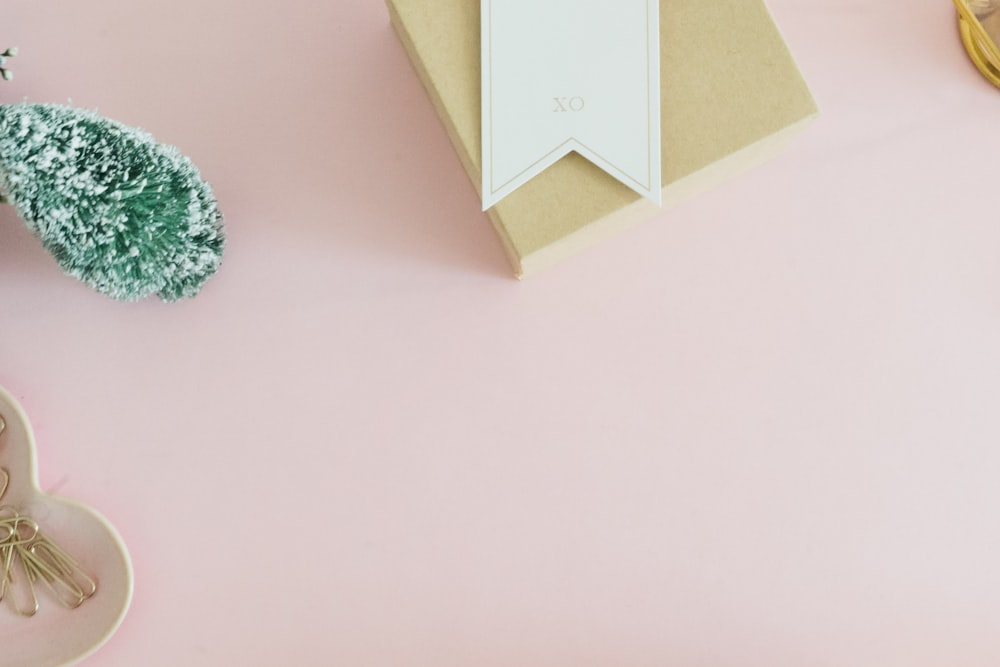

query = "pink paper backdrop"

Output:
[[2, 1, 1000, 665]]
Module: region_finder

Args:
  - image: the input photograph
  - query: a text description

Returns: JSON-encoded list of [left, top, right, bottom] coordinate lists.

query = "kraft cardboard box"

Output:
[[387, 0, 818, 277]]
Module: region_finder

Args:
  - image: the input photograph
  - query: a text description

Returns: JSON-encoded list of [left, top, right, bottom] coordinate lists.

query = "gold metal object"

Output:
[[0, 413, 98, 616], [955, 0, 1000, 88]]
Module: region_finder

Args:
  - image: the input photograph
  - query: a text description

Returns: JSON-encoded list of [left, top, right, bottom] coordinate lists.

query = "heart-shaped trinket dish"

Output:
[[0, 386, 133, 667]]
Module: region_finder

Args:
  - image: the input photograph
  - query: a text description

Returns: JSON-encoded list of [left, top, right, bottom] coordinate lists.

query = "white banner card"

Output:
[[481, 0, 661, 210]]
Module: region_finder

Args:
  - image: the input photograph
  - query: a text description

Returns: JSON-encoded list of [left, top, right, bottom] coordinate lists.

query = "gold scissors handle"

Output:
[[954, 0, 1000, 87]]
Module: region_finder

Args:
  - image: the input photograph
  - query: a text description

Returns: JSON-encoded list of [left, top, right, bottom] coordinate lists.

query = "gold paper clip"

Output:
[[954, 0, 1000, 87], [24, 537, 98, 609], [2, 541, 40, 617], [0, 509, 43, 616]]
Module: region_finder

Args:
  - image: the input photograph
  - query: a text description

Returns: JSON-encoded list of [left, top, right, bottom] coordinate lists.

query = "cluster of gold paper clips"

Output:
[[0, 416, 97, 617]]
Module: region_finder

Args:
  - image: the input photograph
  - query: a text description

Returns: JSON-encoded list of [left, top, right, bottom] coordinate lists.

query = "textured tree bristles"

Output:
[[0, 103, 224, 301]]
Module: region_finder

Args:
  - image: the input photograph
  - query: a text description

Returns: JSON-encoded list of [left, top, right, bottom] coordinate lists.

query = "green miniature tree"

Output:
[[0, 52, 225, 301]]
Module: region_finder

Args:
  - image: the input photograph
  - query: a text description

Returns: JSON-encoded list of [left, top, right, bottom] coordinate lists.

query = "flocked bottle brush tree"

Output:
[[0, 47, 225, 301]]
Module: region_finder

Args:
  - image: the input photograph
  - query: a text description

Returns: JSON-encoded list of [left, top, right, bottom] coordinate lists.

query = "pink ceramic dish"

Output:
[[0, 386, 133, 667]]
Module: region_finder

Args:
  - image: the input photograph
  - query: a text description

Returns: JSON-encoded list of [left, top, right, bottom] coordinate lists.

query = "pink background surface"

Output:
[[2, 1, 1000, 665]]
